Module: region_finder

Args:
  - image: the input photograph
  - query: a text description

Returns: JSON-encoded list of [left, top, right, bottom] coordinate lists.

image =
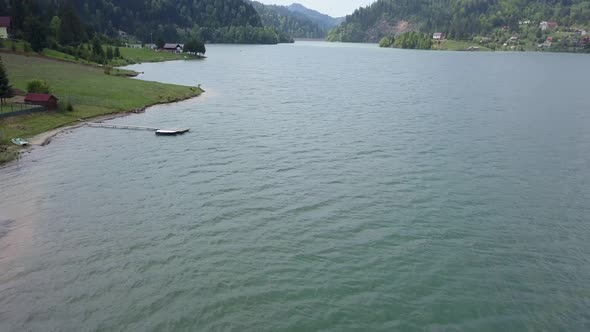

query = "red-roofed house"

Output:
[[24, 93, 59, 110], [0, 16, 11, 39]]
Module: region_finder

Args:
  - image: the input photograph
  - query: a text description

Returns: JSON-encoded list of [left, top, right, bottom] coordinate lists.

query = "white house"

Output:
[[432, 32, 444, 40], [0, 17, 11, 39]]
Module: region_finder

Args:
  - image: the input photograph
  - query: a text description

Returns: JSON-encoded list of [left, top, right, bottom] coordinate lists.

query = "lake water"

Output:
[[1, 42, 590, 331]]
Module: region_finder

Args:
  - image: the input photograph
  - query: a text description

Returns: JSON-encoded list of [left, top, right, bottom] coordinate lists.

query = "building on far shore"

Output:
[[162, 43, 184, 53], [432, 32, 444, 40], [24, 93, 59, 111], [540, 21, 559, 31], [0, 16, 11, 39]]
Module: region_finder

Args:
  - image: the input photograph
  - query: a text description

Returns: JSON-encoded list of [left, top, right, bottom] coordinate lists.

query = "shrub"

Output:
[[67, 102, 74, 112], [104, 65, 112, 75], [26, 79, 51, 94]]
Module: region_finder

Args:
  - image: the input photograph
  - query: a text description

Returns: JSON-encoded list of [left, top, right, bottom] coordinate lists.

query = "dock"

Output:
[[84, 121, 190, 135]]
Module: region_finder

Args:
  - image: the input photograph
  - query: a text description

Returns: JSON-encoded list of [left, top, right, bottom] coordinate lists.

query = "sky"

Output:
[[257, 0, 375, 17]]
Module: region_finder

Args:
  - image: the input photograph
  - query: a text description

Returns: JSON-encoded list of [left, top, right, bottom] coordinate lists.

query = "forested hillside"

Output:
[[287, 3, 344, 30], [251, 1, 325, 39], [328, 0, 590, 42], [0, 0, 289, 44]]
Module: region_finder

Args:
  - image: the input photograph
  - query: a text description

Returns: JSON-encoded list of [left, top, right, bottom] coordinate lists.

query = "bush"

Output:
[[27, 79, 51, 94], [104, 65, 112, 75], [57, 100, 74, 112]]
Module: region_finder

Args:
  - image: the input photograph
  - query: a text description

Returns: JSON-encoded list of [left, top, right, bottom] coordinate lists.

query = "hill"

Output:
[[328, 0, 590, 43], [0, 0, 290, 45], [251, 1, 324, 39], [287, 3, 344, 31], [69, 0, 278, 44], [250, 2, 343, 39]]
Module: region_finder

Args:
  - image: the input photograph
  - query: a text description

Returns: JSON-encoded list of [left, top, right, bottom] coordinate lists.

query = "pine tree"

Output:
[[114, 47, 121, 58], [0, 57, 13, 106], [59, 1, 85, 45]]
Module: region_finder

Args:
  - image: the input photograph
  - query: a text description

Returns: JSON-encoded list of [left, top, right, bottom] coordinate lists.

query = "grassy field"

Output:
[[1, 39, 202, 68], [111, 47, 198, 66], [0, 52, 202, 162], [433, 40, 493, 51]]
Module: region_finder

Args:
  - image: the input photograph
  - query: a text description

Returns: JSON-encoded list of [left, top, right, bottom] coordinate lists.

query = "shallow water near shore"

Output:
[[1, 42, 590, 331]]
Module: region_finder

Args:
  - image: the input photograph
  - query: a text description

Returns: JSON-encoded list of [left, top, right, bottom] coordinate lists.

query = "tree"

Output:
[[106, 46, 113, 60], [0, 57, 12, 105], [114, 47, 121, 58], [156, 37, 165, 49], [49, 16, 62, 43], [184, 38, 206, 54], [24, 15, 47, 52], [27, 80, 51, 94], [59, 1, 85, 45]]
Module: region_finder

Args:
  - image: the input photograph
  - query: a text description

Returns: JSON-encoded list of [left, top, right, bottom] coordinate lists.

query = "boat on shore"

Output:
[[11, 138, 30, 146]]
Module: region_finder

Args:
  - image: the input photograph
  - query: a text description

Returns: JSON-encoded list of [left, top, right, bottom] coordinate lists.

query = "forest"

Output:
[[328, 0, 590, 43], [251, 1, 326, 39], [0, 0, 290, 45]]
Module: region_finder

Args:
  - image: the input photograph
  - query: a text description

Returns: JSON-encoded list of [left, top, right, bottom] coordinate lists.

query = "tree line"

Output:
[[379, 32, 432, 50], [0, 0, 292, 46]]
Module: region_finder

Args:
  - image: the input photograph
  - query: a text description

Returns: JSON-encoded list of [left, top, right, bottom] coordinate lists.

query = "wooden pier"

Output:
[[84, 121, 190, 135]]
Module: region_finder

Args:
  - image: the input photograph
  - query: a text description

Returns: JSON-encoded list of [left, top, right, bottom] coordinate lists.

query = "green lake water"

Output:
[[1, 42, 590, 331]]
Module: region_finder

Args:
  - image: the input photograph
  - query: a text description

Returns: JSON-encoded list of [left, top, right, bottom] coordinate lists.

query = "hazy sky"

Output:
[[258, 0, 375, 17]]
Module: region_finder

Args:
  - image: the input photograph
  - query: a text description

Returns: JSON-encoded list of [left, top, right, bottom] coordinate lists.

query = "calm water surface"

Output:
[[1, 42, 590, 331]]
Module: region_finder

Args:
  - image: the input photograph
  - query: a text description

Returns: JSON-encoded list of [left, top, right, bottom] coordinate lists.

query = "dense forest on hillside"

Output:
[[328, 0, 590, 42], [251, 1, 325, 39], [287, 3, 344, 31], [0, 0, 290, 44]]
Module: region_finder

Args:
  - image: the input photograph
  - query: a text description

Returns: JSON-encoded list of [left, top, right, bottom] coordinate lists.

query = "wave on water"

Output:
[[0, 217, 15, 239]]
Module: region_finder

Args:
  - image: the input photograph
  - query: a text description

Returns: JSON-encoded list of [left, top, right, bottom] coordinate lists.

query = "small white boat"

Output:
[[155, 128, 190, 136], [11, 138, 30, 146], [155, 129, 179, 136]]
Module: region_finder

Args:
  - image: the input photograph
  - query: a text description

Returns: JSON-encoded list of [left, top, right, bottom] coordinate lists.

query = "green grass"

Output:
[[0, 52, 203, 156], [433, 40, 492, 51], [112, 46, 195, 65], [41, 48, 96, 65], [1, 40, 29, 52]]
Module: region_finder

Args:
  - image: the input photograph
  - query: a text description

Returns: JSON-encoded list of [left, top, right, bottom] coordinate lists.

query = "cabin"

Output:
[[144, 43, 157, 50], [163, 43, 184, 53], [432, 32, 444, 40], [0, 16, 11, 39], [24, 93, 59, 110]]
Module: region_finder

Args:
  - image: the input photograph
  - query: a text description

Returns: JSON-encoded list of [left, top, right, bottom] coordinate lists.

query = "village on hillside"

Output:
[[429, 20, 588, 51]]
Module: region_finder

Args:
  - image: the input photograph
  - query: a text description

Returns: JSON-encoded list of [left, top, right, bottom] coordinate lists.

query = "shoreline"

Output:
[[28, 93, 203, 146], [0, 51, 204, 166], [2, 92, 203, 165]]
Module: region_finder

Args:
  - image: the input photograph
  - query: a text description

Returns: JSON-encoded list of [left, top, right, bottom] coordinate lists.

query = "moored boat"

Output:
[[11, 138, 30, 146]]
